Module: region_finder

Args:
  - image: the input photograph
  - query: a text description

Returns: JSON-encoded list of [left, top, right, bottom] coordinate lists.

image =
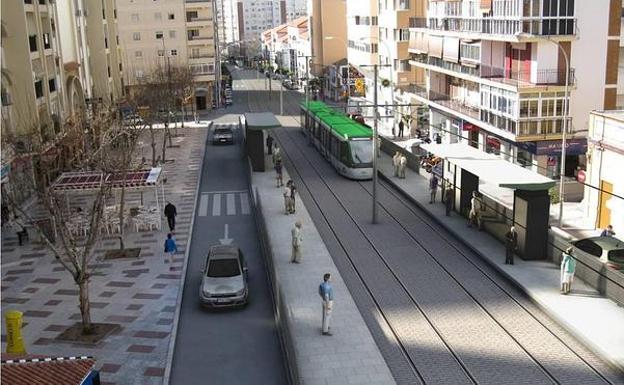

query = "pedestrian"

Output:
[[289, 180, 297, 214], [11, 216, 28, 246], [560, 247, 576, 294], [504, 226, 518, 265], [468, 191, 482, 229], [1, 204, 9, 227], [391, 125, 396, 138], [272, 145, 282, 166], [318, 273, 334, 336], [429, 174, 439, 203], [392, 152, 400, 177], [398, 119, 405, 138], [399, 154, 407, 179], [376, 136, 381, 157], [275, 158, 284, 187], [283, 181, 292, 215], [266, 134, 274, 155], [435, 133, 442, 144], [164, 233, 178, 270], [600, 225, 616, 237], [291, 220, 303, 263], [444, 185, 453, 216], [164, 201, 177, 232]]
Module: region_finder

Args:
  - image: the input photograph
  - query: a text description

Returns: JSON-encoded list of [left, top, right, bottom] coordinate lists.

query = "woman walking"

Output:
[[275, 159, 284, 187], [560, 247, 576, 294]]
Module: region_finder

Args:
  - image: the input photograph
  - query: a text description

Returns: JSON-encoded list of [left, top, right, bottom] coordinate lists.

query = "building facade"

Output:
[[117, 0, 218, 111], [585, 110, 624, 232], [406, 0, 619, 179], [215, 0, 240, 55], [307, 0, 348, 77]]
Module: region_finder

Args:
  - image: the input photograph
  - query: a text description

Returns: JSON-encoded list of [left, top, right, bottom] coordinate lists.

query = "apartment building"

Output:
[[307, 0, 348, 77], [617, 0, 624, 108], [215, 0, 240, 55], [1, 0, 67, 205], [117, 0, 218, 111], [407, 0, 619, 178], [260, 17, 309, 80]]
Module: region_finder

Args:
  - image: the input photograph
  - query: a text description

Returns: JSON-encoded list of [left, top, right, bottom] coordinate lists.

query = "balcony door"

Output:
[[505, 43, 531, 83]]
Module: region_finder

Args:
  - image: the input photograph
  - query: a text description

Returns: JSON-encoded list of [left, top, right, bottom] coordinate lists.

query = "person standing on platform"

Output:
[[600, 225, 615, 237], [164, 233, 178, 270], [318, 273, 334, 336], [283, 181, 292, 215], [560, 247, 576, 294], [399, 154, 407, 179], [164, 201, 177, 232], [266, 134, 274, 155], [291, 221, 303, 263], [398, 119, 405, 138], [288, 181, 297, 214], [444, 185, 454, 216], [468, 191, 482, 229], [429, 175, 439, 203], [272, 146, 281, 166], [505, 226, 518, 265], [275, 159, 284, 187], [392, 152, 400, 177]]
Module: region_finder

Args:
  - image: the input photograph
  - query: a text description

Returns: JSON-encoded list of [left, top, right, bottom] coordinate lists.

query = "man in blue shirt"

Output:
[[600, 225, 615, 237], [318, 273, 334, 336]]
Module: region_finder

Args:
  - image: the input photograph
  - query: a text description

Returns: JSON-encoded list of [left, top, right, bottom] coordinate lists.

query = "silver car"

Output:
[[199, 245, 248, 308], [573, 236, 624, 271]]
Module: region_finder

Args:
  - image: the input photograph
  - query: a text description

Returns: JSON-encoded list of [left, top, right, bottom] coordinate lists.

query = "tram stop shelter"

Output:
[[243, 112, 281, 172], [421, 143, 555, 260]]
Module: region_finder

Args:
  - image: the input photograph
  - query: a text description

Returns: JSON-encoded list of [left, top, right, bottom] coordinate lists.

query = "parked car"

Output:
[[199, 245, 248, 308], [573, 236, 624, 271], [212, 125, 234, 144]]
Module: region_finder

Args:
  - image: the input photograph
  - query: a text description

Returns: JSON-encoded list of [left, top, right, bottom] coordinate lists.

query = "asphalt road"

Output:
[[169, 73, 287, 385]]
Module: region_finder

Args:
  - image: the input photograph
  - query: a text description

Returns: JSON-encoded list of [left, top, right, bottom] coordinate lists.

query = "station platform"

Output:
[[375, 149, 624, 372], [250, 165, 396, 385]]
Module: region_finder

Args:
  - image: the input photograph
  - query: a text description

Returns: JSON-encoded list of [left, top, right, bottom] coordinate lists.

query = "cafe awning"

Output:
[[52, 168, 162, 192], [421, 143, 555, 191]]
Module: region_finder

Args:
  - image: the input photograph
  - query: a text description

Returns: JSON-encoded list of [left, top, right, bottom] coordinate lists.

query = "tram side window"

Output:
[[331, 136, 340, 158], [340, 141, 351, 165]]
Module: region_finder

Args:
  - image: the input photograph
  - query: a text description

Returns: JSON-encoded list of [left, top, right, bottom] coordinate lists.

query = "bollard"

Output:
[[5, 310, 26, 355]]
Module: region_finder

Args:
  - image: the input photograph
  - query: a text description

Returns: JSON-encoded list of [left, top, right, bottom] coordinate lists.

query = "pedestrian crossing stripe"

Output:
[[198, 191, 250, 217]]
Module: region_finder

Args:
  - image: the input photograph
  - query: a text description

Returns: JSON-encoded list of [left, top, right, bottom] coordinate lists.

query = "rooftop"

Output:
[[1, 356, 97, 385]]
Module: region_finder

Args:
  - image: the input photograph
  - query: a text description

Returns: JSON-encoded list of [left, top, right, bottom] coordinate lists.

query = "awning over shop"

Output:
[[421, 143, 555, 191], [52, 168, 162, 191], [194, 87, 209, 97], [243, 112, 281, 131]]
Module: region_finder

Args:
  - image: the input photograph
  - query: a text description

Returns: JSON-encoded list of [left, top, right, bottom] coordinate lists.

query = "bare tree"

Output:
[[4, 105, 132, 335]]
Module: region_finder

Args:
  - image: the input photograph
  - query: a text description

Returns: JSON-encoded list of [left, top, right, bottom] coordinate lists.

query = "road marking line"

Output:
[[202, 190, 246, 194], [212, 193, 222, 216], [226, 193, 236, 215], [240, 192, 250, 215], [198, 194, 209, 216]]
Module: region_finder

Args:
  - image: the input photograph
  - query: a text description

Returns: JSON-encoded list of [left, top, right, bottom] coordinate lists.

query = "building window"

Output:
[[169, 30, 176, 38], [396, 0, 410, 10], [155, 31, 163, 39], [133, 32, 141, 41], [135, 69, 144, 79], [131, 13, 139, 22], [48, 78, 56, 92], [29, 35, 38, 52], [168, 13, 175, 20], [170, 49, 177, 56], [155, 12, 162, 21], [135, 50, 143, 58], [43, 33, 51, 49], [107, 66, 111, 77], [34, 80, 44, 98], [158, 49, 165, 56], [119, 62, 123, 71]]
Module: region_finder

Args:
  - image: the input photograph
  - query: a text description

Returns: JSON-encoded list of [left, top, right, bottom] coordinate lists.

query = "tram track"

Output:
[[239, 72, 623, 385]]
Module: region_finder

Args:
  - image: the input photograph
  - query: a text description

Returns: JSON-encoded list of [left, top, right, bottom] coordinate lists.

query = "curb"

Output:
[[162, 127, 209, 385], [379, 171, 624, 373]]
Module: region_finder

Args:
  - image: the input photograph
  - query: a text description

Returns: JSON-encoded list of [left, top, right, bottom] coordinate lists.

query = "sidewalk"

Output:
[[1, 128, 207, 385], [375, 149, 624, 372], [251, 163, 396, 385]]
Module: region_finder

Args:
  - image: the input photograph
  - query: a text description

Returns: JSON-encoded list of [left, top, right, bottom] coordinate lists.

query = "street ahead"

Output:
[[169, 76, 287, 385]]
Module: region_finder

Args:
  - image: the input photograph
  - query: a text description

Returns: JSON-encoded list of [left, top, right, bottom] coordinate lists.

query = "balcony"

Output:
[[409, 17, 427, 28], [423, 17, 576, 38], [189, 54, 214, 59], [401, 83, 480, 120], [409, 55, 575, 88]]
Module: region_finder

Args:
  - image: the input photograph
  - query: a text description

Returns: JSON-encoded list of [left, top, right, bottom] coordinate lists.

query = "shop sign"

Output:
[[535, 139, 587, 156], [517, 141, 537, 154], [462, 122, 479, 132]]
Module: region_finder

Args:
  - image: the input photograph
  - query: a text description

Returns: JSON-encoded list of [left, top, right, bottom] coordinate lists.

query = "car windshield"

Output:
[[350, 140, 373, 165], [608, 249, 624, 264], [215, 129, 232, 135], [207, 258, 240, 278]]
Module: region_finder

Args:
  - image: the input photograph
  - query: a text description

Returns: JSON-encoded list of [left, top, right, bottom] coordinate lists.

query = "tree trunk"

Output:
[[161, 126, 168, 162], [180, 105, 185, 128], [118, 178, 126, 250], [78, 277, 93, 334], [150, 124, 157, 166]]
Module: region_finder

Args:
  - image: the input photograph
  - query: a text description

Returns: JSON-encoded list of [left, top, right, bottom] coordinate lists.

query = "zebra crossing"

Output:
[[198, 190, 250, 217]]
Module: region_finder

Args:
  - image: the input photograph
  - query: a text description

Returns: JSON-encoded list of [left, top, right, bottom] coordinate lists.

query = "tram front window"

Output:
[[349, 140, 373, 166]]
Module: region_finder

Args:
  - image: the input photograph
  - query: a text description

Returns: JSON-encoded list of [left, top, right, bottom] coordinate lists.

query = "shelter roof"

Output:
[[421, 143, 555, 191], [52, 168, 162, 191], [244, 112, 281, 130], [1, 355, 96, 385]]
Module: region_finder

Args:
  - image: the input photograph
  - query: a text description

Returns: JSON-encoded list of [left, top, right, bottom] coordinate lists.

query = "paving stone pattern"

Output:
[[0, 128, 207, 385]]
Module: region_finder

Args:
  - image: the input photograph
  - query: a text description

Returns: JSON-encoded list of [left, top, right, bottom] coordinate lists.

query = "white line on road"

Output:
[[202, 190, 246, 194], [226, 194, 236, 215], [198, 194, 209, 217], [212, 194, 222, 216], [240, 192, 250, 215]]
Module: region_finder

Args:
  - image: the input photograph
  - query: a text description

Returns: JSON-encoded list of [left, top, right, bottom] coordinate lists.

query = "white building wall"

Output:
[[569, 0, 610, 136]]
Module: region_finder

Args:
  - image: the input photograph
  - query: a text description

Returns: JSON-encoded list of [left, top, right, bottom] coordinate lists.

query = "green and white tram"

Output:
[[300, 101, 374, 180]]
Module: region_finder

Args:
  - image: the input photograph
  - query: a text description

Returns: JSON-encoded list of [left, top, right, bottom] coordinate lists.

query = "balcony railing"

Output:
[[400, 83, 480, 120], [186, 17, 213, 22], [425, 17, 576, 37], [409, 17, 427, 28], [189, 54, 214, 59], [187, 35, 213, 41], [410, 55, 575, 87]]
